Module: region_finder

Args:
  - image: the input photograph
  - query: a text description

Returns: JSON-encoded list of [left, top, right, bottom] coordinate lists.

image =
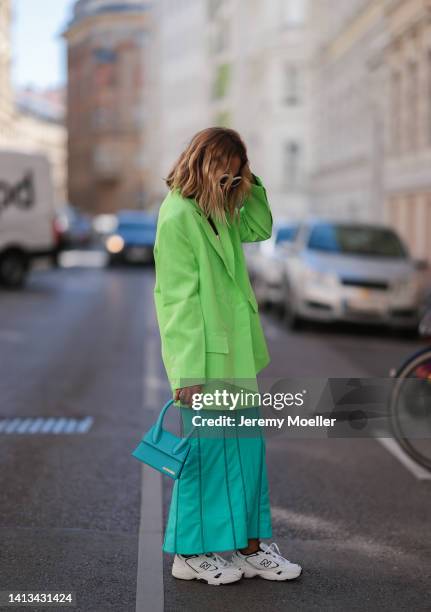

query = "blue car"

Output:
[[105, 210, 157, 265]]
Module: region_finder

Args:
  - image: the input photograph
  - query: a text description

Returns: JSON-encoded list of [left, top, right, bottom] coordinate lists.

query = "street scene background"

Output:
[[1, 1, 431, 611]]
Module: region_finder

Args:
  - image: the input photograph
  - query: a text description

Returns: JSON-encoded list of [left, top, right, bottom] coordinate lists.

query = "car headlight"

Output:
[[303, 267, 338, 288], [392, 276, 419, 297], [105, 234, 124, 253]]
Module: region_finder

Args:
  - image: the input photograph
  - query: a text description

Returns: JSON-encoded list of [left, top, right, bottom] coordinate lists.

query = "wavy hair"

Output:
[[165, 127, 253, 223]]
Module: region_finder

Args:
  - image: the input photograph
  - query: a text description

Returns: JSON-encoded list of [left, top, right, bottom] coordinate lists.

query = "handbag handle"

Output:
[[152, 399, 196, 453]]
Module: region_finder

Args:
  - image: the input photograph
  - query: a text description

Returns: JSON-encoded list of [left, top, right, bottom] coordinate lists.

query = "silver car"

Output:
[[247, 220, 427, 330]]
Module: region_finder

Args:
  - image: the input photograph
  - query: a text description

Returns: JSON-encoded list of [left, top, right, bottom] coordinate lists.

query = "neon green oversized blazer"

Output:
[[153, 174, 273, 399]]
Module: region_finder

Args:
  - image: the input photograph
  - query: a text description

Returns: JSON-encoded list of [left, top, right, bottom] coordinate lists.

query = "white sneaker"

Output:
[[231, 542, 302, 581], [172, 552, 243, 586]]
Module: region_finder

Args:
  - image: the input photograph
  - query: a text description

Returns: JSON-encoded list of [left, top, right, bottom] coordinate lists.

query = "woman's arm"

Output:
[[238, 173, 273, 243], [153, 215, 206, 394]]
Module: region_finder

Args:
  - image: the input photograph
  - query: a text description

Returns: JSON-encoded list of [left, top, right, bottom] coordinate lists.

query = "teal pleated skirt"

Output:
[[163, 406, 273, 555]]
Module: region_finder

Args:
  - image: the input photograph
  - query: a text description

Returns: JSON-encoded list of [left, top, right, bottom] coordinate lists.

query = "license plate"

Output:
[[126, 247, 148, 261], [347, 289, 387, 312]]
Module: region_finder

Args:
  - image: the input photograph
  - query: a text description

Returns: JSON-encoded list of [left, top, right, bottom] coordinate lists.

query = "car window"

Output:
[[275, 225, 298, 244], [118, 221, 156, 231], [307, 224, 407, 258]]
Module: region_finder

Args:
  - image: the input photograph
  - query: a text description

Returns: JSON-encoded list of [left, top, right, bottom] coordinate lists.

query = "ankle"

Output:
[[239, 545, 259, 555]]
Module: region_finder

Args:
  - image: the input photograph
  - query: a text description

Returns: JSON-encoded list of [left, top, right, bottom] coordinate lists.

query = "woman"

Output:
[[153, 127, 302, 585]]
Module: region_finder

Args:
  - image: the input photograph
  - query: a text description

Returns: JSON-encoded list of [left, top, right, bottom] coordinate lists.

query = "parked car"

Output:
[[245, 222, 299, 305], [248, 219, 427, 330], [104, 210, 157, 265], [0, 149, 60, 288], [55, 205, 93, 250]]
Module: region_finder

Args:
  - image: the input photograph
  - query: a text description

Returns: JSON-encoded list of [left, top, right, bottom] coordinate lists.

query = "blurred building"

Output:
[[14, 87, 67, 205], [309, 0, 431, 264], [308, 0, 386, 222], [379, 0, 431, 263], [228, 0, 311, 218], [0, 0, 14, 145], [143, 0, 210, 207], [0, 2, 67, 206], [144, 0, 311, 218], [64, 0, 151, 214]]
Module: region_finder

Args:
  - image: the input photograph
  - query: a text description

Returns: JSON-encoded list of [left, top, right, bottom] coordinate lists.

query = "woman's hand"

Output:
[[174, 385, 203, 407]]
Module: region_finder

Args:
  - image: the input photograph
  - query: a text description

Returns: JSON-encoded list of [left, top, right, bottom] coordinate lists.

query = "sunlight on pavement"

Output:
[[271, 506, 425, 563], [59, 250, 108, 268]]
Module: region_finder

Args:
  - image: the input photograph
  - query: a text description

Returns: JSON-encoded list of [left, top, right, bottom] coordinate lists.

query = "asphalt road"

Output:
[[0, 261, 430, 612]]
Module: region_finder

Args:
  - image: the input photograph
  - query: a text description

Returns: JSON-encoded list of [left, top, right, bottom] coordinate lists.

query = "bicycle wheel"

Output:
[[389, 347, 431, 470]]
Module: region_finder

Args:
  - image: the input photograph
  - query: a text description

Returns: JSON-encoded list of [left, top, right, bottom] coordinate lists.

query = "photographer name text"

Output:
[[191, 415, 337, 429]]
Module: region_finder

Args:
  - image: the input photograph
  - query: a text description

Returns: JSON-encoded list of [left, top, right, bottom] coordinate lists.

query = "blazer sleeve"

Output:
[[238, 174, 273, 243], [153, 215, 206, 391]]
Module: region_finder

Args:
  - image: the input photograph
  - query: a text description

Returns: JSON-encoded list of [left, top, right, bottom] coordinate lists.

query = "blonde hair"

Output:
[[165, 127, 253, 223]]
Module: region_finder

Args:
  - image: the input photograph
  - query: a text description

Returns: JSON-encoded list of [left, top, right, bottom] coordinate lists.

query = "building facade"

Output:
[[0, 0, 14, 146], [64, 0, 151, 214], [309, 0, 431, 263], [0, 2, 67, 206], [144, 0, 311, 218], [381, 0, 431, 263], [143, 0, 211, 208], [308, 0, 387, 222], [14, 87, 67, 204], [228, 0, 311, 218]]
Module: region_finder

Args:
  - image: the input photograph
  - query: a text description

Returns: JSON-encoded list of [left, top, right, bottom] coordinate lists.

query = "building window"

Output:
[[408, 61, 419, 151], [212, 62, 231, 99], [428, 51, 431, 147], [281, 0, 308, 26], [391, 70, 401, 155], [284, 65, 300, 105], [93, 47, 117, 64], [283, 141, 301, 188]]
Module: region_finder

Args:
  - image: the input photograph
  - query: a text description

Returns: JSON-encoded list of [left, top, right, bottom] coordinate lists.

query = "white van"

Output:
[[0, 150, 59, 287]]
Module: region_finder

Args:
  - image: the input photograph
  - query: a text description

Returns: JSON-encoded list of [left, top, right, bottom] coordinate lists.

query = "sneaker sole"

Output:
[[241, 567, 302, 581], [172, 566, 243, 586]]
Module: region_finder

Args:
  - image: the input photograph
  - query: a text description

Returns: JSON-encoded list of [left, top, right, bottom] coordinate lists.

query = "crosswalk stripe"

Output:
[[16, 419, 33, 434], [52, 418, 68, 434], [76, 417, 93, 433], [0, 417, 94, 435], [5, 419, 21, 433], [28, 418, 45, 434], [64, 419, 78, 434]]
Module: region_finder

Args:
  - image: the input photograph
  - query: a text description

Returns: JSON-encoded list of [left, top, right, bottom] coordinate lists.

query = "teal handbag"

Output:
[[131, 399, 195, 479]]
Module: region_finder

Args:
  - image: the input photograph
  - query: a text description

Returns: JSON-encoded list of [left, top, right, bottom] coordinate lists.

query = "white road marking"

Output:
[[0, 417, 94, 435], [40, 418, 56, 434], [136, 336, 164, 612], [75, 416, 94, 433], [16, 419, 33, 434], [271, 505, 426, 563], [375, 433, 431, 481], [262, 313, 431, 481], [136, 465, 164, 612]]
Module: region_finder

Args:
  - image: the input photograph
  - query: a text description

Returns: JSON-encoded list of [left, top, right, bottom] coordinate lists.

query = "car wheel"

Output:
[[0, 250, 29, 288]]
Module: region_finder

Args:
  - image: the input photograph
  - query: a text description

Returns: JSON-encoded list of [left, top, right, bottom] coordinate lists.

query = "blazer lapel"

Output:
[[187, 198, 235, 280], [214, 217, 235, 277]]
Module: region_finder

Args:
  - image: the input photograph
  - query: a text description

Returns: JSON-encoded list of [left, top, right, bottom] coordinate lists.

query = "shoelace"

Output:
[[261, 542, 289, 565], [206, 552, 229, 568]]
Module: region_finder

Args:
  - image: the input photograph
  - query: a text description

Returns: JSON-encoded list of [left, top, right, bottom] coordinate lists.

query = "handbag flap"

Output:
[[143, 425, 191, 462]]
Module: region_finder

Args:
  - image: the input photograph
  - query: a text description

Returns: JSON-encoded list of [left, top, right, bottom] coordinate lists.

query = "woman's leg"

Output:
[[239, 538, 260, 554]]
